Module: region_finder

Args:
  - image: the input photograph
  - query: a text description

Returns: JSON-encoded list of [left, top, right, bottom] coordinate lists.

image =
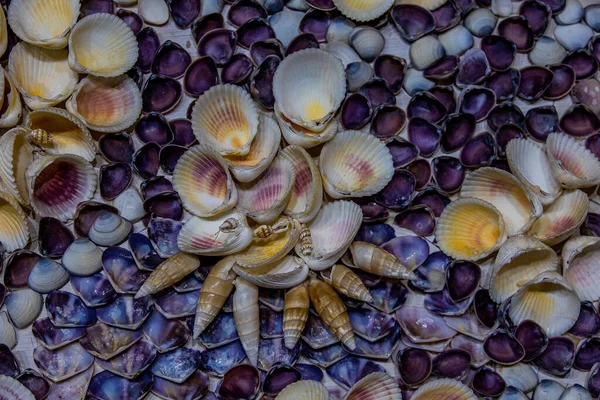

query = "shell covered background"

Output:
[[1, 0, 600, 399]]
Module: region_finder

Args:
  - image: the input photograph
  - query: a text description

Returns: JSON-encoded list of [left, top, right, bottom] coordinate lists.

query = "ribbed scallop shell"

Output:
[[395, 0, 446, 10], [0, 375, 35, 400], [490, 235, 559, 303], [0, 7, 7, 57], [232, 278, 260, 365], [177, 209, 253, 255], [320, 130, 394, 199], [562, 236, 600, 302], [461, 167, 542, 236], [275, 380, 329, 400], [546, 132, 600, 188], [68, 13, 138, 77], [435, 197, 507, 261], [191, 84, 259, 156], [525, 189, 589, 246], [411, 378, 477, 400], [8, 42, 78, 110], [273, 49, 346, 132], [233, 256, 309, 289], [0, 187, 30, 252], [283, 282, 309, 349], [275, 102, 339, 148], [237, 156, 296, 224], [295, 200, 362, 271], [7, 0, 79, 49], [0, 68, 23, 129], [332, 0, 394, 22], [343, 372, 401, 400], [508, 271, 580, 337], [26, 154, 96, 221], [506, 138, 561, 206], [26, 108, 96, 162], [0, 127, 35, 205], [172, 144, 237, 218], [223, 113, 281, 183], [66, 75, 142, 133]]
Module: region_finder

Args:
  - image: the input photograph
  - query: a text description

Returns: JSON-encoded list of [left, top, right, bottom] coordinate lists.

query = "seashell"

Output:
[[348, 242, 415, 280], [410, 35, 446, 70], [0, 312, 17, 349], [68, 13, 138, 77], [529, 36, 567, 66], [402, 68, 435, 95], [267, 9, 302, 48], [234, 256, 309, 290], [562, 236, 600, 302], [33, 343, 94, 383], [71, 273, 117, 308], [112, 188, 144, 223], [546, 132, 600, 189], [327, 264, 373, 302], [349, 26, 384, 63], [8, 42, 78, 110], [143, 311, 190, 353], [435, 197, 507, 261], [342, 372, 400, 400], [569, 301, 600, 337], [236, 17, 276, 50], [332, 0, 393, 22], [586, 4, 600, 30], [152, 370, 209, 400], [191, 84, 259, 156], [438, 25, 473, 57], [80, 323, 142, 360], [117, 9, 143, 34], [138, 0, 170, 25], [346, 62, 374, 94], [0, 189, 29, 252], [45, 363, 93, 400], [326, 16, 355, 43], [46, 290, 97, 328], [151, 40, 191, 79], [17, 369, 50, 400], [88, 212, 132, 246], [6, 289, 42, 330], [259, 337, 301, 370], [556, 0, 584, 24], [232, 278, 260, 366], [141, 74, 183, 114], [7, 0, 79, 49], [262, 364, 301, 396], [283, 283, 309, 349], [534, 336, 575, 377], [275, 380, 329, 400], [389, 4, 434, 43], [544, 64, 576, 100], [27, 258, 69, 294], [95, 339, 156, 380], [410, 378, 477, 400], [0, 69, 23, 129], [197, 311, 238, 349], [88, 370, 153, 400], [135, 252, 200, 299], [464, 8, 497, 37], [218, 364, 260, 399], [554, 23, 593, 52], [274, 102, 338, 149], [97, 295, 151, 330]]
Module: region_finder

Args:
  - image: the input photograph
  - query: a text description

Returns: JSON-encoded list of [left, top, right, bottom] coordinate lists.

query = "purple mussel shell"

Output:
[[128, 66, 144, 89], [70, 274, 118, 308], [18, 369, 50, 400], [519, 0, 551, 38], [295, 363, 323, 382], [407, 91, 447, 123], [460, 132, 496, 167], [340, 93, 372, 130], [250, 39, 283, 65], [560, 104, 600, 137], [480, 35, 517, 72], [80, 0, 114, 16], [250, 55, 280, 110], [429, 86, 457, 114], [38, 217, 74, 258], [411, 251, 451, 293], [408, 118, 442, 157], [79, 322, 143, 360], [472, 367, 506, 397], [303, 313, 339, 349], [407, 159, 432, 190], [441, 113, 476, 152], [381, 236, 429, 269], [534, 336, 575, 377], [544, 64, 576, 100], [390, 4, 436, 42], [117, 9, 143, 35], [128, 233, 163, 272], [432, 156, 465, 193], [183, 56, 219, 96], [368, 280, 408, 314], [228, 0, 267, 27], [136, 27, 160, 73], [222, 53, 253, 85], [496, 124, 526, 156], [350, 323, 401, 360], [446, 260, 481, 301], [0, 284, 4, 309], [412, 186, 451, 217], [355, 223, 395, 246], [326, 356, 385, 390], [569, 302, 600, 337], [518, 66, 554, 101], [191, 13, 225, 44], [301, 342, 348, 369], [589, 363, 600, 398], [370, 105, 407, 139], [487, 102, 525, 132], [360, 78, 396, 108], [373, 170, 416, 210], [459, 86, 496, 121], [148, 217, 183, 257], [432, 1, 461, 32], [169, 118, 196, 147], [168, 0, 200, 29], [374, 55, 406, 94], [200, 340, 247, 376], [457, 49, 491, 87], [484, 329, 525, 365], [135, 112, 174, 145], [32, 317, 86, 350], [525, 105, 559, 142], [218, 364, 261, 399], [151, 40, 192, 79], [34, 343, 94, 383], [574, 337, 600, 371], [237, 18, 275, 49], [87, 370, 153, 400], [485, 69, 521, 101], [143, 311, 190, 353], [515, 320, 549, 362], [142, 75, 182, 114], [424, 287, 471, 316], [348, 307, 395, 342], [395, 347, 432, 386], [0, 344, 19, 377], [305, 0, 335, 10], [385, 137, 419, 168], [99, 163, 132, 201], [95, 339, 156, 379], [152, 370, 210, 400], [98, 131, 134, 163], [46, 291, 97, 328], [259, 337, 301, 371], [97, 295, 152, 330], [151, 347, 201, 383], [394, 206, 436, 237], [198, 29, 237, 66], [260, 305, 283, 338], [102, 246, 150, 294], [300, 9, 333, 42], [563, 50, 599, 81], [45, 366, 94, 399], [424, 55, 459, 81], [133, 142, 161, 180], [431, 349, 471, 379], [498, 16, 534, 52], [359, 201, 389, 224], [538, 0, 566, 14], [159, 145, 187, 175]]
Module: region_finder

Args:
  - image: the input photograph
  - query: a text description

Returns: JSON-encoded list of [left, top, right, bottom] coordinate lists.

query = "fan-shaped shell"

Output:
[[546, 132, 600, 189], [332, 0, 394, 22], [0, 6, 7, 57], [0, 187, 30, 252], [0, 375, 35, 400], [0, 68, 23, 129], [275, 102, 339, 148], [343, 372, 401, 400], [233, 256, 309, 289], [275, 380, 329, 400], [411, 378, 477, 400], [562, 236, 600, 302], [0, 127, 35, 205]]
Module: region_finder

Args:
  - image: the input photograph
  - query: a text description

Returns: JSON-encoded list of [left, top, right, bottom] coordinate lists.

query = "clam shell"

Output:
[[191, 84, 259, 156], [410, 35, 446, 70], [0, 68, 23, 129], [435, 197, 507, 261], [562, 236, 600, 302], [332, 0, 393, 22], [0, 312, 17, 349], [27, 258, 70, 294], [546, 132, 600, 189], [68, 13, 138, 77], [275, 102, 339, 148], [80, 323, 142, 360], [88, 212, 132, 246], [410, 378, 477, 400], [233, 256, 309, 289], [273, 49, 346, 132], [6, 288, 42, 329], [113, 188, 145, 223], [529, 36, 567, 66], [465, 8, 497, 37], [438, 25, 473, 57], [349, 26, 384, 62], [0, 189, 29, 252], [66, 75, 142, 133], [275, 380, 329, 400], [7, 0, 79, 49], [8, 42, 78, 110]]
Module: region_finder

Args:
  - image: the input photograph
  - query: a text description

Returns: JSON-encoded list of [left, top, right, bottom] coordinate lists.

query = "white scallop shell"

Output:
[[562, 236, 600, 302], [275, 380, 329, 400], [0, 68, 22, 129], [410, 35, 446, 70], [0, 127, 35, 205], [332, 0, 394, 22], [327, 17, 356, 43], [395, 0, 445, 10], [411, 378, 477, 400], [545, 132, 600, 188], [0, 187, 30, 252], [343, 372, 401, 400], [233, 256, 309, 289], [0, 8, 7, 57], [0, 375, 35, 400], [275, 102, 339, 149]]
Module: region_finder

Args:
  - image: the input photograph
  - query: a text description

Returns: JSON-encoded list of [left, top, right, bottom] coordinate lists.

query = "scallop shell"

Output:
[[411, 378, 477, 400], [525, 189, 589, 245], [546, 132, 600, 189], [460, 167, 542, 236], [0, 188, 30, 252], [0, 375, 35, 400], [562, 236, 600, 302], [320, 130, 394, 199], [0, 68, 23, 129], [395, 0, 445, 10], [489, 235, 559, 303], [295, 200, 362, 271], [172, 144, 237, 218], [508, 271, 580, 337], [275, 380, 329, 400], [7, 0, 79, 49], [273, 49, 346, 132], [8, 42, 78, 110], [177, 209, 253, 255], [506, 138, 561, 206], [332, 0, 394, 22], [66, 75, 142, 134], [26, 154, 96, 221], [0, 127, 34, 205], [237, 156, 296, 224], [223, 113, 281, 182], [343, 372, 401, 400], [191, 84, 259, 156], [275, 102, 339, 148], [135, 253, 201, 298], [233, 256, 309, 289], [435, 197, 507, 261], [68, 13, 138, 77]]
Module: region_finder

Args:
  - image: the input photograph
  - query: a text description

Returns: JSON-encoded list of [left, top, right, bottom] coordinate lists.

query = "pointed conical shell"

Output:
[[233, 256, 309, 289], [0, 375, 35, 400], [8, 42, 78, 110], [26, 108, 96, 162], [0, 187, 29, 252], [178, 210, 253, 256], [332, 0, 394, 22], [460, 167, 542, 236], [283, 282, 310, 349], [273, 49, 346, 132], [329, 264, 373, 302], [233, 278, 260, 365], [435, 197, 507, 261], [7, 0, 79, 49], [191, 84, 259, 156], [223, 113, 281, 182], [193, 257, 236, 337], [66, 75, 142, 134], [237, 156, 296, 224], [349, 241, 415, 280], [546, 132, 600, 189], [0, 127, 34, 205], [280, 145, 323, 223], [509, 271, 580, 336], [309, 277, 356, 350], [275, 380, 329, 400], [296, 200, 362, 271], [68, 13, 138, 77], [275, 102, 339, 148], [525, 189, 589, 246], [562, 236, 600, 302], [411, 378, 477, 400], [0, 68, 23, 129], [173, 143, 238, 218], [135, 253, 201, 298], [343, 372, 401, 400], [490, 235, 559, 303], [506, 138, 561, 205], [320, 130, 394, 199]]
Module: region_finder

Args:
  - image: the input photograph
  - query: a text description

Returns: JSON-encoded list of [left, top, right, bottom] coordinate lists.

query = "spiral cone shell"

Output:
[[283, 282, 310, 349], [330, 264, 373, 302], [233, 278, 260, 365], [349, 241, 415, 280], [135, 253, 200, 298]]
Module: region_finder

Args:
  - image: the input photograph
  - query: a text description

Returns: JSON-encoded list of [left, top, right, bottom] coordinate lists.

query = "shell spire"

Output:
[[283, 282, 310, 349], [233, 277, 260, 365], [135, 253, 201, 298], [349, 241, 416, 280], [329, 264, 373, 302]]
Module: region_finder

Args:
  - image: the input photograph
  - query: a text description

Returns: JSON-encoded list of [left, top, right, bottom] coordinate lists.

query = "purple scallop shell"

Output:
[[408, 117, 442, 157], [191, 13, 225, 44], [128, 233, 163, 272], [79, 0, 114, 16], [534, 336, 575, 377], [88, 370, 153, 400], [295, 363, 323, 382], [496, 124, 526, 156], [305, 0, 335, 10], [432, 156, 465, 193], [525, 105, 559, 142], [487, 102, 525, 132], [484, 329, 525, 365], [457, 49, 491, 87], [432, 1, 461, 33], [348, 307, 396, 342], [515, 320, 548, 362], [394, 205, 436, 237], [559, 104, 600, 137], [300, 9, 332, 42], [441, 113, 476, 152], [159, 145, 187, 175], [221, 53, 253, 85], [117, 9, 143, 35], [390, 4, 435, 42], [143, 311, 190, 354], [237, 18, 275, 49], [373, 170, 416, 210], [198, 312, 239, 349], [562, 50, 599, 81], [249, 39, 283, 65], [95, 340, 157, 379], [424, 55, 459, 81], [485, 69, 521, 101], [142, 75, 182, 114], [133, 142, 161, 179], [97, 295, 152, 330], [32, 318, 86, 350], [99, 163, 132, 201], [70, 274, 118, 308], [135, 112, 174, 145], [46, 291, 97, 328], [326, 356, 385, 390], [218, 364, 261, 399], [17, 369, 50, 400], [431, 349, 471, 379], [368, 280, 408, 313], [460, 132, 496, 167], [424, 287, 472, 316], [359, 78, 396, 108], [355, 223, 395, 246], [569, 302, 600, 337], [518, 66, 554, 101], [373, 55, 406, 95], [148, 217, 183, 257], [537, 0, 566, 13], [459, 86, 496, 121], [428, 86, 457, 114], [370, 105, 407, 139], [200, 340, 247, 376], [543, 64, 576, 100], [385, 137, 419, 168], [574, 337, 600, 371], [98, 131, 133, 164], [286, 34, 320, 55], [136, 27, 160, 73], [358, 201, 389, 223], [340, 93, 372, 130], [519, 0, 551, 38], [381, 235, 429, 269], [412, 186, 451, 217], [258, 337, 300, 371], [168, 0, 201, 29], [407, 160, 431, 193], [38, 217, 74, 258], [151, 41, 192, 79], [411, 251, 450, 293], [227, 0, 267, 27], [141, 177, 174, 200], [152, 370, 210, 400], [407, 91, 447, 123], [301, 342, 348, 368], [350, 323, 401, 360], [169, 118, 196, 147], [260, 305, 283, 338], [396, 347, 431, 386], [446, 260, 481, 301], [151, 347, 201, 383], [128, 66, 144, 89], [102, 246, 151, 295], [472, 367, 506, 397], [183, 57, 219, 97], [197, 29, 237, 66], [480, 35, 517, 72], [250, 55, 280, 110], [0, 344, 19, 377], [302, 313, 339, 349], [498, 16, 534, 52]]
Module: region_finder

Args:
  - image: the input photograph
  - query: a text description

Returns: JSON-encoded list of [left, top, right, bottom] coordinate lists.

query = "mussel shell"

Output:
[[141, 75, 182, 114], [543, 64, 576, 100], [136, 27, 160, 73], [525, 105, 559, 142], [98, 131, 134, 164], [38, 217, 74, 258], [485, 69, 521, 101], [498, 16, 534, 53], [151, 40, 192, 79], [534, 336, 575, 377]]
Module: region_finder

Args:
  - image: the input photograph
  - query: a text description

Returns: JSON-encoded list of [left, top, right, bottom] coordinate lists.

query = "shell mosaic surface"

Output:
[[2, 0, 600, 399]]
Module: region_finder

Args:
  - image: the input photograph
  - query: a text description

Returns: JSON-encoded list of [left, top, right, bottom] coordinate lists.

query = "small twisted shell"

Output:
[[28, 129, 53, 145], [349, 241, 416, 280], [283, 282, 310, 349], [329, 264, 373, 303], [309, 277, 355, 350], [135, 253, 201, 298], [299, 223, 313, 256], [233, 277, 260, 365], [193, 257, 236, 338]]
